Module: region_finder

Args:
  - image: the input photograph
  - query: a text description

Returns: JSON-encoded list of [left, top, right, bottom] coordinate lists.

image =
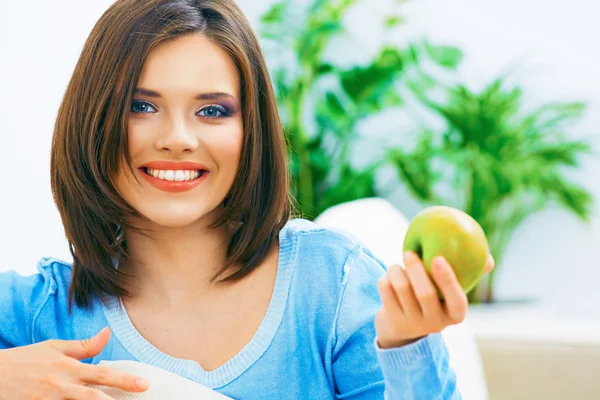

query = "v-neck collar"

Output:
[[102, 223, 297, 388]]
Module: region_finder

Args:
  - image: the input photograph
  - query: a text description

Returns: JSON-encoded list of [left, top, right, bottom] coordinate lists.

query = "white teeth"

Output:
[[145, 168, 203, 182]]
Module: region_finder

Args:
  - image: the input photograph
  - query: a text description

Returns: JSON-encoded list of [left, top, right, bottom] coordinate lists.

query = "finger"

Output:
[[387, 262, 421, 318], [78, 364, 149, 392], [403, 251, 443, 318], [484, 254, 495, 274], [49, 327, 111, 360], [377, 276, 403, 315], [65, 384, 116, 400], [430, 256, 468, 324]]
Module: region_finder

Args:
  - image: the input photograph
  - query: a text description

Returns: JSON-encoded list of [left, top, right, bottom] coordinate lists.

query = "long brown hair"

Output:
[[50, 0, 291, 311]]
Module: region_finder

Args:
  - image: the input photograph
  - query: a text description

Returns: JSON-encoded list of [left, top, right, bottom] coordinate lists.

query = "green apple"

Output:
[[403, 205, 489, 296]]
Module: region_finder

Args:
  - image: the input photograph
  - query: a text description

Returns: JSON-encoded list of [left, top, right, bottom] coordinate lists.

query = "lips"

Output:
[[138, 161, 209, 193], [140, 161, 209, 171]]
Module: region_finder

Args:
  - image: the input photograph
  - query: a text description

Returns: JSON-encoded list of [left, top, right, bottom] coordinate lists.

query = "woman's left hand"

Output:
[[375, 252, 495, 349]]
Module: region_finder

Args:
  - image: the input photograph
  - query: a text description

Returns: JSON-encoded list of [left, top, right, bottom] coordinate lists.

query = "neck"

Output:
[[121, 215, 235, 307]]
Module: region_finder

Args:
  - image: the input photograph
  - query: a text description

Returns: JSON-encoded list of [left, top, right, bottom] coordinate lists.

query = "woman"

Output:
[[0, 0, 494, 398]]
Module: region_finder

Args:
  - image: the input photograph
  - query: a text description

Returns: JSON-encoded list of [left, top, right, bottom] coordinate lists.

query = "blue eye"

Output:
[[131, 100, 157, 114], [197, 105, 229, 119]]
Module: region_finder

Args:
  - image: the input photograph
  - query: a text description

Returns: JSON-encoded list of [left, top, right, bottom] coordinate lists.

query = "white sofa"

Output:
[[314, 197, 489, 400]]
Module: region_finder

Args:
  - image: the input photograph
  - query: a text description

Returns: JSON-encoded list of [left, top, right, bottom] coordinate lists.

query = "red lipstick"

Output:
[[139, 161, 209, 193]]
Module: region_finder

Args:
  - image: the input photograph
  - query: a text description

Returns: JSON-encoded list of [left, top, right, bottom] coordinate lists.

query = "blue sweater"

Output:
[[0, 218, 459, 399]]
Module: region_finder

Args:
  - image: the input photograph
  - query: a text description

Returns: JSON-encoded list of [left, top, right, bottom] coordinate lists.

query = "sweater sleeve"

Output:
[[0, 261, 54, 348], [331, 246, 460, 399]]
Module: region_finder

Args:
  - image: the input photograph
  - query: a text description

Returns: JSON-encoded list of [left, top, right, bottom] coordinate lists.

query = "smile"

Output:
[[142, 167, 205, 182], [139, 161, 210, 193]]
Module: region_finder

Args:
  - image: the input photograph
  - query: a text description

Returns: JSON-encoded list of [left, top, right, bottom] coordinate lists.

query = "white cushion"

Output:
[[90, 360, 232, 399]]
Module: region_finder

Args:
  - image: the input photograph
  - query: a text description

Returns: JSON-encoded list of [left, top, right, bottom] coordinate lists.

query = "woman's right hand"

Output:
[[0, 327, 149, 399]]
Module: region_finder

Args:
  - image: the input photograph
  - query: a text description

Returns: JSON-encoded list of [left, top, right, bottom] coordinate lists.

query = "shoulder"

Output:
[[32, 258, 105, 339], [0, 257, 106, 347], [36, 256, 75, 291], [0, 256, 74, 305], [280, 218, 388, 317], [0, 257, 74, 347], [282, 217, 388, 276], [31, 256, 75, 299]]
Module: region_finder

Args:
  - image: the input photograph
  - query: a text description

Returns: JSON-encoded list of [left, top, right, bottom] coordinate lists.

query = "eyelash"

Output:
[[130, 100, 231, 119]]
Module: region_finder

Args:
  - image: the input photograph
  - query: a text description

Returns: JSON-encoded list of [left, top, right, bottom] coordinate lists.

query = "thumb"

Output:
[[50, 327, 112, 360]]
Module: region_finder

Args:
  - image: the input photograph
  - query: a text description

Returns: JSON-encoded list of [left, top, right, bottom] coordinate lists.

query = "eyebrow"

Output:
[[134, 88, 239, 104]]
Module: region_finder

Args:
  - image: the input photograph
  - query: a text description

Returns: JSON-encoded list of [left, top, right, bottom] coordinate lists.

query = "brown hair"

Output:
[[50, 0, 291, 311]]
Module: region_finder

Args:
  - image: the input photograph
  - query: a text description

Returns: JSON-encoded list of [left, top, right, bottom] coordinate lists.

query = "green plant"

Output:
[[259, 0, 461, 217], [390, 77, 594, 302], [259, 0, 594, 303]]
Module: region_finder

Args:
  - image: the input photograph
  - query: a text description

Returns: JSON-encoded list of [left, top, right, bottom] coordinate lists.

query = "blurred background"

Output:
[[0, 0, 599, 398]]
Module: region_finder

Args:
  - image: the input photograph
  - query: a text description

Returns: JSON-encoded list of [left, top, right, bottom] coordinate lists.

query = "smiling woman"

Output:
[[0, 0, 486, 399], [50, 1, 290, 307]]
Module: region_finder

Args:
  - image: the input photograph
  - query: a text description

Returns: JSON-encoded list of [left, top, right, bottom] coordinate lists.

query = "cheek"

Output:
[[210, 130, 243, 172], [127, 120, 152, 157], [114, 122, 151, 193]]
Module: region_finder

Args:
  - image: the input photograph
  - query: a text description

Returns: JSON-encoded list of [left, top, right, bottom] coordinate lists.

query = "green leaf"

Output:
[[314, 90, 355, 139], [386, 132, 438, 202], [424, 42, 463, 69], [532, 140, 592, 166], [325, 92, 346, 115], [316, 63, 335, 75], [272, 69, 291, 100], [260, 1, 287, 25], [308, 145, 332, 185], [296, 21, 344, 67], [385, 15, 405, 28], [554, 182, 594, 219], [521, 102, 586, 134], [535, 172, 594, 219], [339, 47, 404, 113]]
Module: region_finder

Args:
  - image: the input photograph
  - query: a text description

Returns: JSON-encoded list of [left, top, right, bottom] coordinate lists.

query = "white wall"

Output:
[[1, 0, 598, 318], [0, 1, 120, 267]]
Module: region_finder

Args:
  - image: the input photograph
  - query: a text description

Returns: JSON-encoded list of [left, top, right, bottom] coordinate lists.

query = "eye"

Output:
[[131, 100, 157, 114], [197, 105, 229, 119]]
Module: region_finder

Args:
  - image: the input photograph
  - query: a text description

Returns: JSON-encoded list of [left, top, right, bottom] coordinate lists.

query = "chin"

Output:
[[138, 203, 220, 229]]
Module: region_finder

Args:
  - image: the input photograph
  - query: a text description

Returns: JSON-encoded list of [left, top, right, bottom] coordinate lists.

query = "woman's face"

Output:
[[115, 33, 243, 229]]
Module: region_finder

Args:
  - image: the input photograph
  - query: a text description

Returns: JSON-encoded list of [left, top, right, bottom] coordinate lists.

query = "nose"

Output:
[[154, 116, 198, 155]]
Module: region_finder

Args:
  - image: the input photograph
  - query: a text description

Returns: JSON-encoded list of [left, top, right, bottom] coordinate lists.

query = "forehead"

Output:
[[137, 33, 240, 97]]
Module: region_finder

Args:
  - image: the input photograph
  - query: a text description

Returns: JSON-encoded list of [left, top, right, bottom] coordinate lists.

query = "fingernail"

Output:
[[136, 379, 149, 390], [452, 313, 465, 322]]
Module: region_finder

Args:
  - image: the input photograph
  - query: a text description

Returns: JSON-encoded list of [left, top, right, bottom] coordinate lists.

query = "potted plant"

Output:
[[258, 0, 462, 217], [258, 0, 594, 303], [390, 77, 594, 302]]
